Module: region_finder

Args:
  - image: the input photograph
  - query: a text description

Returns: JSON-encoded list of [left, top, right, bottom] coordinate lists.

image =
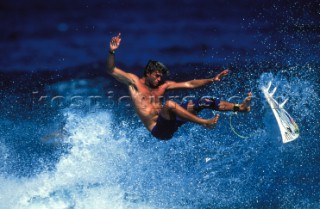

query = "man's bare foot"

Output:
[[204, 114, 220, 129], [239, 92, 252, 112]]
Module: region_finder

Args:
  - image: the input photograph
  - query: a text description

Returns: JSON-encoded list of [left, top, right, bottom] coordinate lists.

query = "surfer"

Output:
[[107, 33, 251, 140]]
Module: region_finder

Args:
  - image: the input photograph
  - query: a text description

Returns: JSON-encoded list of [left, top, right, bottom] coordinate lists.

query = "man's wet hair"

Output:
[[144, 60, 170, 76]]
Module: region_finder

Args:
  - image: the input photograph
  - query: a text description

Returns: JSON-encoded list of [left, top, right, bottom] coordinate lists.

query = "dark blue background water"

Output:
[[0, 0, 319, 208]]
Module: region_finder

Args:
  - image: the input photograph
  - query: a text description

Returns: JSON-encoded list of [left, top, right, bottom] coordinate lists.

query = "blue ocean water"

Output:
[[0, 0, 320, 208]]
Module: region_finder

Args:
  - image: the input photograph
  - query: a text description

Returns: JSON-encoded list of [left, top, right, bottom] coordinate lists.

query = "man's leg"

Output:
[[160, 100, 219, 128], [218, 92, 252, 112], [186, 92, 252, 113]]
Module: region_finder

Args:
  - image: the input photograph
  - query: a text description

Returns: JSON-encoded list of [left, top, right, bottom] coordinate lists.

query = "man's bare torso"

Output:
[[128, 77, 167, 131]]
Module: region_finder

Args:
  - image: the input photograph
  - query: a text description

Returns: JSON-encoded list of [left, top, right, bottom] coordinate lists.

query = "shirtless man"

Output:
[[107, 33, 251, 140]]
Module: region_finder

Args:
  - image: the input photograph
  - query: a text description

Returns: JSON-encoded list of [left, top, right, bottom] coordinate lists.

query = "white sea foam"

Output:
[[0, 111, 153, 209]]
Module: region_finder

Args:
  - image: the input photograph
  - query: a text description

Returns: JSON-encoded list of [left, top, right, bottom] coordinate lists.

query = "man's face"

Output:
[[146, 70, 163, 87]]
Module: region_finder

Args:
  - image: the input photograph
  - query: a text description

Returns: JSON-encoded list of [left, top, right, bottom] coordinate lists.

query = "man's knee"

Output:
[[164, 100, 177, 110]]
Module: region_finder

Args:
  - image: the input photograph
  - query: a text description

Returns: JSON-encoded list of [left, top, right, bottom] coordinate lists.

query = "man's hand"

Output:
[[213, 69, 228, 82], [110, 33, 121, 51]]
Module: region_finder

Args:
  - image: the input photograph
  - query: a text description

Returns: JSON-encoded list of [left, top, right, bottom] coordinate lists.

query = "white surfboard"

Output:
[[262, 81, 299, 143]]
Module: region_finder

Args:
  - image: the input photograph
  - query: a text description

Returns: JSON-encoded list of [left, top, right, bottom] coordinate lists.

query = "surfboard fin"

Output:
[[270, 86, 277, 96], [279, 98, 288, 108]]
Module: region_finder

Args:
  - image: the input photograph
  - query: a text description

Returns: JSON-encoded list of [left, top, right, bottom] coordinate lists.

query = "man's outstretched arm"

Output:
[[166, 69, 228, 90], [106, 33, 137, 86]]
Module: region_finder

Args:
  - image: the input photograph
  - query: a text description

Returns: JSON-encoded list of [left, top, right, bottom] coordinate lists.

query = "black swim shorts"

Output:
[[151, 115, 186, 140], [151, 97, 220, 140]]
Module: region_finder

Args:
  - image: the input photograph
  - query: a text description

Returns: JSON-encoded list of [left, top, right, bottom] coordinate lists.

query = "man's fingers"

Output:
[[222, 70, 228, 75], [222, 69, 229, 76], [217, 70, 228, 79], [112, 35, 121, 45], [111, 33, 121, 42], [111, 36, 121, 47], [115, 33, 121, 42]]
